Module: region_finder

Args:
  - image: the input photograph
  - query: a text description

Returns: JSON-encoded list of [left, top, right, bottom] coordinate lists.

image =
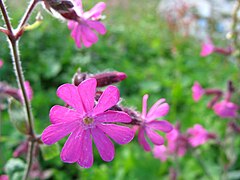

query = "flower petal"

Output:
[[77, 129, 94, 168], [81, 26, 98, 48], [49, 105, 81, 124], [87, 21, 106, 35], [57, 84, 84, 114], [41, 122, 78, 145], [141, 94, 148, 118], [83, 2, 106, 19], [97, 124, 134, 145], [146, 101, 169, 121], [94, 111, 131, 123], [147, 120, 173, 133], [93, 86, 119, 115], [60, 127, 83, 163], [91, 127, 114, 162], [146, 128, 164, 145], [138, 127, 151, 151], [78, 78, 97, 112]]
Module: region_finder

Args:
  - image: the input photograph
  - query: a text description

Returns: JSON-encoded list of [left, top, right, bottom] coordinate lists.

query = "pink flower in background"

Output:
[[192, 81, 205, 102], [167, 128, 187, 157], [0, 59, 3, 68], [187, 124, 210, 147], [200, 40, 215, 57], [18, 81, 33, 103], [213, 100, 238, 118], [153, 145, 168, 162], [68, 1, 107, 48], [0, 175, 9, 180], [138, 94, 172, 151], [42, 78, 134, 168]]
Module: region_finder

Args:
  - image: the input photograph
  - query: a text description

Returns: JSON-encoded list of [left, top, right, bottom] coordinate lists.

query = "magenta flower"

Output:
[[138, 94, 172, 151], [213, 100, 238, 118], [167, 128, 187, 157], [187, 124, 210, 147], [153, 145, 168, 162], [0, 59, 3, 68], [68, 1, 106, 48], [41, 78, 134, 168], [192, 81, 205, 102], [18, 81, 33, 103], [0, 175, 9, 180], [200, 40, 215, 57]]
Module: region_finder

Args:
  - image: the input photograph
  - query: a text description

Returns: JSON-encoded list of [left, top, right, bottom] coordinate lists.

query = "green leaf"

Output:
[[5, 158, 25, 178], [40, 143, 60, 161], [8, 98, 28, 134]]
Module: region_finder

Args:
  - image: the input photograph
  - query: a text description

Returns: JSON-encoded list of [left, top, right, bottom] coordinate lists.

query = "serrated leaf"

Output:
[[40, 143, 60, 161], [8, 98, 29, 134]]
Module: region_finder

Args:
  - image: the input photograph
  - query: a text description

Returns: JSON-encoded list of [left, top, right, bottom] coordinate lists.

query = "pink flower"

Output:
[[138, 94, 172, 151], [68, 1, 107, 48], [153, 145, 168, 162], [213, 100, 238, 118], [187, 124, 210, 147], [192, 81, 205, 102], [0, 175, 9, 180], [0, 59, 3, 68], [200, 40, 215, 57], [41, 78, 134, 168], [167, 128, 187, 157], [18, 81, 33, 103]]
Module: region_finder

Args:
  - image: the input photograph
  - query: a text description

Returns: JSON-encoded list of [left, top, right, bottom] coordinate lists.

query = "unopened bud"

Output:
[[43, 0, 78, 21], [72, 69, 88, 86], [13, 141, 28, 157], [91, 72, 127, 87]]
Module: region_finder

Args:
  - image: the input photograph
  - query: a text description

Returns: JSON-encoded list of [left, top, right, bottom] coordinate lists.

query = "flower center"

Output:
[[83, 117, 94, 125]]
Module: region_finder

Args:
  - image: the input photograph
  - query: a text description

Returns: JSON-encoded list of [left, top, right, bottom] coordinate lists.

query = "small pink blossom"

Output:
[[68, 1, 107, 48], [0, 59, 3, 68], [18, 81, 33, 103], [138, 94, 172, 151], [213, 100, 238, 118], [187, 124, 210, 147], [200, 40, 215, 57], [167, 128, 187, 157], [41, 78, 134, 168], [192, 81, 205, 102], [153, 145, 168, 162]]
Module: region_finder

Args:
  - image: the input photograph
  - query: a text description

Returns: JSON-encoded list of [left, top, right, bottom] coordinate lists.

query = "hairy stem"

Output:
[[0, 0, 13, 34], [0, 1, 39, 179], [9, 40, 35, 136], [17, 0, 39, 32]]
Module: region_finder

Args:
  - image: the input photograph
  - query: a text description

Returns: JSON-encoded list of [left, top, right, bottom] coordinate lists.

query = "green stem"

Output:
[[0, 1, 39, 179], [22, 141, 35, 180], [192, 150, 213, 180]]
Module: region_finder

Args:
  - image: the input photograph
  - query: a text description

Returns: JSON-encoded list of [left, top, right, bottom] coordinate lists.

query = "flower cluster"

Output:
[[153, 124, 215, 162], [41, 69, 174, 167], [192, 81, 239, 118]]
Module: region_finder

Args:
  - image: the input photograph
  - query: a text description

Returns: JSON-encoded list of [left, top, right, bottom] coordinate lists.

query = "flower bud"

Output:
[[91, 72, 127, 87], [8, 98, 29, 135], [72, 69, 88, 86]]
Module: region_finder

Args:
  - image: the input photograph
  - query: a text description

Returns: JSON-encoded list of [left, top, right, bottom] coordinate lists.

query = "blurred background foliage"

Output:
[[0, 0, 239, 179]]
